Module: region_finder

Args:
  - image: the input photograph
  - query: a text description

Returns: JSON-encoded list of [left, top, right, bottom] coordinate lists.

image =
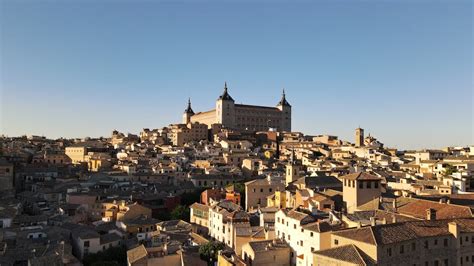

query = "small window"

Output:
[[400, 245, 404, 254], [411, 243, 416, 251], [387, 248, 392, 256], [444, 238, 448, 247], [334, 239, 339, 245]]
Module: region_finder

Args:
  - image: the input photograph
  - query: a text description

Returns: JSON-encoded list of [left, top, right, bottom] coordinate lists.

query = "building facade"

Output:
[[185, 83, 292, 132]]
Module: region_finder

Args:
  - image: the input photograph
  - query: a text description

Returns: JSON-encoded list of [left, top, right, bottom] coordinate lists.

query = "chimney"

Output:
[[426, 208, 437, 221], [448, 222, 459, 238], [370, 217, 376, 227]]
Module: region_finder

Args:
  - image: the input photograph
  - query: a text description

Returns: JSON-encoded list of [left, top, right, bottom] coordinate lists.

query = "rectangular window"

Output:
[[359, 181, 363, 188], [387, 248, 392, 256], [444, 238, 448, 247], [367, 181, 372, 188], [411, 243, 416, 251], [400, 245, 404, 254], [375, 182, 379, 188], [334, 239, 338, 245]]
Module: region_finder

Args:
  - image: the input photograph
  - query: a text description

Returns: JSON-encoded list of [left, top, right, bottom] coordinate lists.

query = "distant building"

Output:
[[168, 122, 208, 146], [355, 127, 364, 147], [184, 83, 292, 132]]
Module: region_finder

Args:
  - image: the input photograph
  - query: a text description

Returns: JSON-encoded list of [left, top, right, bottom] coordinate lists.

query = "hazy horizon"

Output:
[[1, 0, 472, 150]]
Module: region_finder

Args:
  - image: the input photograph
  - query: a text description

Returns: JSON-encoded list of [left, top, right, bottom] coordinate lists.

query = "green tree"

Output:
[[232, 182, 246, 208], [170, 204, 190, 221], [443, 164, 457, 176], [180, 188, 205, 206], [198, 241, 225, 265], [83, 246, 127, 266]]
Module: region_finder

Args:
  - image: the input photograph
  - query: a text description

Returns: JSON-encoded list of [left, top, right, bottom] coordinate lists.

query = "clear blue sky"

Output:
[[0, 0, 472, 149]]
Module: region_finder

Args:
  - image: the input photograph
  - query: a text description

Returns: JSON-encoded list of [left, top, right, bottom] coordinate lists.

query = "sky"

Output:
[[0, 0, 472, 150]]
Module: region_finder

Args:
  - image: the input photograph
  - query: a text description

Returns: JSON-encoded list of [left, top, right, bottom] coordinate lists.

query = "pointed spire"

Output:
[[184, 97, 194, 114], [218, 81, 234, 101], [278, 88, 291, 107]]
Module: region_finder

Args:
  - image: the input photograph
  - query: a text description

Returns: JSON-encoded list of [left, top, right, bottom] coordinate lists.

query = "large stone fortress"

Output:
[[183, 83, 292, 132]]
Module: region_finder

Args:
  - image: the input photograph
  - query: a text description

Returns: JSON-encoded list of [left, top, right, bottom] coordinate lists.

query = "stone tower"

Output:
[[276, 89, 292, 132], [355, 127, 364, 147], [216, 82, 235, 128], [183, 98, 194, 124], [285, 149, 301, 185]]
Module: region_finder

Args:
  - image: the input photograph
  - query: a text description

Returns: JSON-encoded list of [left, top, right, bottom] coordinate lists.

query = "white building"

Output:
[[275, 209, 332, 266]]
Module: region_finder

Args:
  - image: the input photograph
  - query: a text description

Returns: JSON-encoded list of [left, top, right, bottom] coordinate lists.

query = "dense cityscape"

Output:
[[0, 86, 472, 266]]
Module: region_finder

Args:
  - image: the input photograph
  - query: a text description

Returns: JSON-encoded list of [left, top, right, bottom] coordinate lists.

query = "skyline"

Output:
[[1, 0, 473, 149]]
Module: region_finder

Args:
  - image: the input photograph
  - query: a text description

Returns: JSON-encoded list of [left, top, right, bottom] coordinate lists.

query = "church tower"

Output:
[[277, 89, 292, 132], [285, 149, 301, 185], [183, 98, 194, 124], [355, 127, 364, 147], [216, 82, 235, 128]]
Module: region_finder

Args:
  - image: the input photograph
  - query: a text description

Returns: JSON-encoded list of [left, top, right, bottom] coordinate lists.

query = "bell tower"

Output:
[[285, 149, 301, 185]]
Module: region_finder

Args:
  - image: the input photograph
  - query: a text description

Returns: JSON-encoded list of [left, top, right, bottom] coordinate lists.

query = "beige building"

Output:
[[245, 177, 286, 211], [241, 239, 291, 266], [314, 218, 474, 266], [189, 202, 209, 227], [186, 83, 292, 132], [168, 122, 208, 146], [342, 172, 382, 214], [275, 209, 332, 266], [65, 146, 88, 164]]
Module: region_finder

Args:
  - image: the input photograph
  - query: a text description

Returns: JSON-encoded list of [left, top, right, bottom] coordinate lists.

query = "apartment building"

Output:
[[314, 218, 474, 266], [275, 209, 332, 266]]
